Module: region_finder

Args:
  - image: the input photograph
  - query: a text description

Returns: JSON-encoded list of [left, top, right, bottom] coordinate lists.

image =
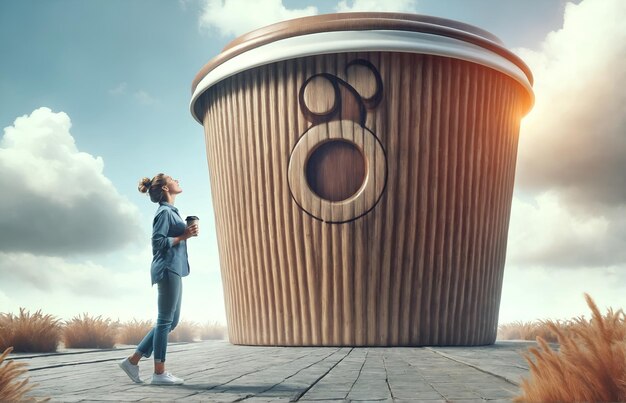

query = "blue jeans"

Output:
[[136, 271, 182, 362]]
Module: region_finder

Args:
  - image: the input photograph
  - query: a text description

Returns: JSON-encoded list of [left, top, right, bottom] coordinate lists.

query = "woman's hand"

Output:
[[185, 224, 199, 239], [173, 225, 199, 245]]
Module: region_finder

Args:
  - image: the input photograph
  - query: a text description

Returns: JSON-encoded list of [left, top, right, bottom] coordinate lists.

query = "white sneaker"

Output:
[[118, 357, 143, 383], [151, 371, 184, 385]]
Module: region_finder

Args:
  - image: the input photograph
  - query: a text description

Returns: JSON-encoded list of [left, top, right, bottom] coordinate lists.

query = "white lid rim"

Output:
[[190, 30, 534, 124]]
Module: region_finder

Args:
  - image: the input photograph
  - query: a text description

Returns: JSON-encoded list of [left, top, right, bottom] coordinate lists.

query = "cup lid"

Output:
[[185, 216, 199, 221], [190, 12, 534, 123]]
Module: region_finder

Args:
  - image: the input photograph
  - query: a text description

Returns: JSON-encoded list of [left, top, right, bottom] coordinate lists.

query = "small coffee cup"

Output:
[[185, 216, 199, 228]]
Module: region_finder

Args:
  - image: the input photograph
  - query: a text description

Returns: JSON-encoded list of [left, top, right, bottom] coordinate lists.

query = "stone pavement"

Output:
[[10, 340, 551, 402]]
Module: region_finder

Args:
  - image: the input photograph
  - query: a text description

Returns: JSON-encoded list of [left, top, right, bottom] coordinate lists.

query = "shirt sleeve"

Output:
[[152, 210, 175, 252]]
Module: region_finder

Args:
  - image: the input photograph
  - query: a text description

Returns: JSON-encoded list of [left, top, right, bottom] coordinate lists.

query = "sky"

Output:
[[0, 0, 624, 328]]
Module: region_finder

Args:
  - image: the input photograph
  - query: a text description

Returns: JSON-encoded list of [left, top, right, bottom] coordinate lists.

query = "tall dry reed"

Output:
[[0, 308, 61, 353], [498, 321, 541, 341], [169, 320, 199, 342], [63, 314, 118, 349], [514, 293, 626, 402], [0, 347, 35, 401], [498, 319, 575, 343], [116, 320, 153, 345], [199, 321, 227, 340]]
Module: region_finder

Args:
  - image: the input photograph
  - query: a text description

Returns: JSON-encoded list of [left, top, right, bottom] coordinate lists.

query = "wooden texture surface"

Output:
[[200, 52, 526, 346]]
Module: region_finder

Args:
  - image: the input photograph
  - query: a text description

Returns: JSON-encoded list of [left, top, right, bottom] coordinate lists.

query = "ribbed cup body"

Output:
[[199, 52, 526, 346]]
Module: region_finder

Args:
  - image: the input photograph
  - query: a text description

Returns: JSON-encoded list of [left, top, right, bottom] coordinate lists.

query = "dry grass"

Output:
[[497, 319, 575, 343], [514, 293, 626, 402], [63, 314, 118, 349], [498, 321, 540, 341], [0, 347, 36, 401], [0, 308, 61, 353], [116, 319, 153, 346], [199, 321, 227, 340], [169, 320, 199, 342]]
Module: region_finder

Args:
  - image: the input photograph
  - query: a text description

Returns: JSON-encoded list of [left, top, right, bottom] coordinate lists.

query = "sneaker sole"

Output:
[[118, 362, 143, 384], [150, 381, 184, 386]]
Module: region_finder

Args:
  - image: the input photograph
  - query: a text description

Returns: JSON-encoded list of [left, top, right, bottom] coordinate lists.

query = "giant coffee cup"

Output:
[[190, 13, 534, 346]]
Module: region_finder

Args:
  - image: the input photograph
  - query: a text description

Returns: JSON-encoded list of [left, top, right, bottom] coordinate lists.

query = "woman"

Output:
[[118, 173, 199, 385]]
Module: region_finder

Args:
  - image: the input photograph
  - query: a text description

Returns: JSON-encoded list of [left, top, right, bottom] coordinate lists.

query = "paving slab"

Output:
[[7, 340, 545, 402]]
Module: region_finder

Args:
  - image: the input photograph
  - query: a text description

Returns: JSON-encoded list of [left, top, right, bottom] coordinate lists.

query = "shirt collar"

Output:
[[159, 201, 179, 213]]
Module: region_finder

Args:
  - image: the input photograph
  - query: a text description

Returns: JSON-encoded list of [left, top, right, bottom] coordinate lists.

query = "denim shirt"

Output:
[[150, 202, 190, 285]]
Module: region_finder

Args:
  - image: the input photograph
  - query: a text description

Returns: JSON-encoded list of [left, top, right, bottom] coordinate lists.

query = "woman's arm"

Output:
[[172, 231, 193, 246], [152, 210, 197, 251], [152, 210, 174, 251]]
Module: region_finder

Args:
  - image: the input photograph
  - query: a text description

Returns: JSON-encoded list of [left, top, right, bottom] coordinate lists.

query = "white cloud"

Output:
[[199, 0, 318, 37], [498, 0, 626, 323], [0, 107, 143, 255], [502, 0, 626, 268], [197, 0, 420, 38], [507, 192, 626, 267], [500, 191, 626, 321], [514, 0, 626, 208], [0, 252, 138, 297], [335, 0, 417, 13], [0, 106, 225, 322]]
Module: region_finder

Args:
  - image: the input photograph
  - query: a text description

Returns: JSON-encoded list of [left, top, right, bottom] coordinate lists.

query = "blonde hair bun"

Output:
[[138, 177, 152, 194]]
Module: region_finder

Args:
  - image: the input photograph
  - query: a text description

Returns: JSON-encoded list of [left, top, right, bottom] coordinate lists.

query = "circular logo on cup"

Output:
[[288, 120, 387, 223]]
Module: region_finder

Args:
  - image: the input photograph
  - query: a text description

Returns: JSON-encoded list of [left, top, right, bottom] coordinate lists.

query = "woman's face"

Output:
[[163, 175, 182, 194]]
